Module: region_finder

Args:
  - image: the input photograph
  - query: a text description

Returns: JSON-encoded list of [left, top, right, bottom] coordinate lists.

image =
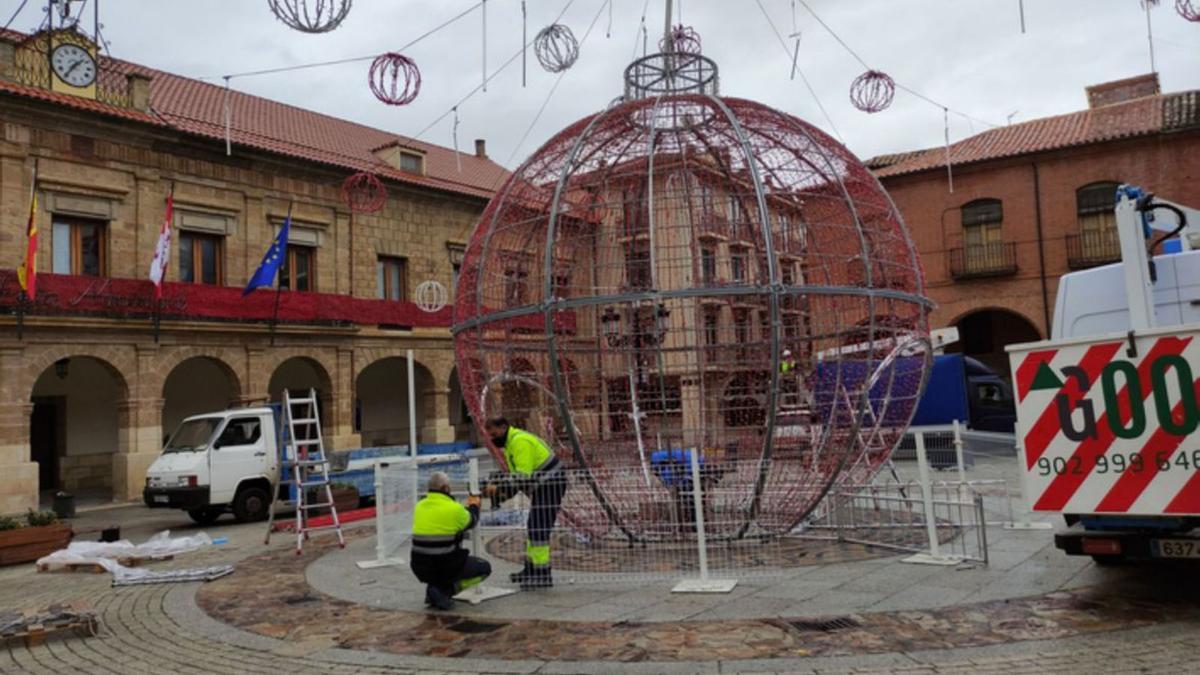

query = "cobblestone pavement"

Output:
[[1, 482, 1198, 673]]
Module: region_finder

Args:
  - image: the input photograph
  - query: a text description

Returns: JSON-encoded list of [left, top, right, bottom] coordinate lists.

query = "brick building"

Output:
[[870, 74, 1200, 378], [0, 27, 508, 513]]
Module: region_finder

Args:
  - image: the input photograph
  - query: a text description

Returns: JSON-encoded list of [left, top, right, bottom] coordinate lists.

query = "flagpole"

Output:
[[270, 201, 293, 346], [17, 158, 39, 342], [153, 182, 175, 344]]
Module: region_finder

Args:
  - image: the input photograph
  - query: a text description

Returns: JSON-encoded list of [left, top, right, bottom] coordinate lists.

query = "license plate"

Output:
[[1155, 539, 1200, 558], [153, 495, 169, 504]]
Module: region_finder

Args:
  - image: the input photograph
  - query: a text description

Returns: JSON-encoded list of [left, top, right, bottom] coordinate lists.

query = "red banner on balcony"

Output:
[[0, 270, 577, 334]]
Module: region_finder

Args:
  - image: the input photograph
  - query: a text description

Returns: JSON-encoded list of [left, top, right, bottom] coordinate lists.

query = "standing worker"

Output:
[[410, 471, 490, 611], [483, 417, 567, 589]]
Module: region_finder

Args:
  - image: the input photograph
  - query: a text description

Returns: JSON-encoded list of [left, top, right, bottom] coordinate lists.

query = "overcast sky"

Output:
[[8, 0, 1200, 168]]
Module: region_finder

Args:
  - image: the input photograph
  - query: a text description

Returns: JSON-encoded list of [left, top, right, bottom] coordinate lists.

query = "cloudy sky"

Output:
[[8, 0, 1200, 167]]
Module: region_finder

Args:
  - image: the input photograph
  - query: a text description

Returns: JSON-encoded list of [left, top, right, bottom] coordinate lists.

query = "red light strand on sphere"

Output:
[[1178, 0, 1200, 21], [849, 70, 895, 113], [341, 172, 386, 214], [369, 53, 421, 106], [659, 25, 702, 55], [267, 0, 352, 34]]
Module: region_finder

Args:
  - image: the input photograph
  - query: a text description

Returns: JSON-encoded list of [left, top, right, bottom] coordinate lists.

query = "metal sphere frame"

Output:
[[415, 280, 448, 313], [659, 24, 702, 55], [850, 70, 896, 113], [340, 172, 386, 214], [534, 24, 580, 73], [1178, 0, 1200, 21], [453, 93, 931, 544], [267, 0, 352, 34], [368, 52, 421, 106]]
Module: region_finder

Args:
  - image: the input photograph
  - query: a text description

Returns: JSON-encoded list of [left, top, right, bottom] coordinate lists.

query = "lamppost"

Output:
[[600, 303, 670, 348]]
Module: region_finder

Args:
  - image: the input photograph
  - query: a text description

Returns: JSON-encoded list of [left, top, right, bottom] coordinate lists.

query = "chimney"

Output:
[[474, 138, 487, 159], [127, 73, 153, 112], [1085, 73, 1160, 109]]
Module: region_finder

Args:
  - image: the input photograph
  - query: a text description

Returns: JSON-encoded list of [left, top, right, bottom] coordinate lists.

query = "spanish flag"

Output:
[[16, 181, 38, 299]]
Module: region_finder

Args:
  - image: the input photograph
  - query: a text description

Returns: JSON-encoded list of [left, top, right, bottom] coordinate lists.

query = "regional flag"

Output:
[[16, 185, 38, 298], [243, 216, 290, 296], [148, 193, 174, 299]]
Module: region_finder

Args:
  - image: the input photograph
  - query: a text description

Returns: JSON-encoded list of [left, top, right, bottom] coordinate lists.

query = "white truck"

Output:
[[143, 407, 282, 524], [1008, 185, 1200, 563]]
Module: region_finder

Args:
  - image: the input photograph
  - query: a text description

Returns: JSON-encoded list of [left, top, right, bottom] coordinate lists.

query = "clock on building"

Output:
[[50, 43, 97, 88]]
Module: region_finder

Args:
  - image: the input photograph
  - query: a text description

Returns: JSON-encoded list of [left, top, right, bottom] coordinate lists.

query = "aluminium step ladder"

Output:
[[265, 388, 345, 554]]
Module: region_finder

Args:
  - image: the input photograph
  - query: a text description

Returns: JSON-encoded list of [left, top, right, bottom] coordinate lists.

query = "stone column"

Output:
[[421, 388, 457, 443], [238, 347, 269, 405], [329, 348, 360, 450], [0, 348, 38, 513], [112, 397, 164, 502]]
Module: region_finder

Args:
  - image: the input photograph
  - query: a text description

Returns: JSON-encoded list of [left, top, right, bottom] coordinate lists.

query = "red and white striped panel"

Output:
[[1010, 333, 1200, 516]]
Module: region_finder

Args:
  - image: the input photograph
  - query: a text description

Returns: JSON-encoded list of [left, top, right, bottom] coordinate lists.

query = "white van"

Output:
[[143, 407, 280, 524]]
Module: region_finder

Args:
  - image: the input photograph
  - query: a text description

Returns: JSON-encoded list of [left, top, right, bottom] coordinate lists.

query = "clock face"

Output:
[[50, 44, 97, 88]]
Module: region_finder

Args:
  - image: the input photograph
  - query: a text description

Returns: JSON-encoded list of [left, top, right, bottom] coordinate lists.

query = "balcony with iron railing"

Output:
[[948, 242, 1018, 280], [1067, 230, 1122, 269]]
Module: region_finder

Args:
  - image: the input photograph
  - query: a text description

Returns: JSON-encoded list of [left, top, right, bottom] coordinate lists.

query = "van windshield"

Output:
[[164, 418, 220, 453]]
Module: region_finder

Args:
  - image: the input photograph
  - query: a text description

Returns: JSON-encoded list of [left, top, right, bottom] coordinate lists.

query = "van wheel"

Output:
[[232, 486, 271, 523], [187, 508, 222, 525]]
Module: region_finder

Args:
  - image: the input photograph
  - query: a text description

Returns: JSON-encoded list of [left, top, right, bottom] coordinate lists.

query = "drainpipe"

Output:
[[1031, 163, 1051, 336]]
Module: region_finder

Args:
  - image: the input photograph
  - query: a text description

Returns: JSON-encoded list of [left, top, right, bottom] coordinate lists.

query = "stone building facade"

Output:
[[870, 74, 1200, 377], [0, 27, 506, 513]]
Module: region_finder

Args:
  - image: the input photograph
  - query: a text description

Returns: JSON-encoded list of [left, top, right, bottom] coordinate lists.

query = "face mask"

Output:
[[490, 429, 508, 447]]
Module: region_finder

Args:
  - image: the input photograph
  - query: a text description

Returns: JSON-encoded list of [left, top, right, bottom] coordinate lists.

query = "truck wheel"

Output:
[[232, 485, 271, 523], [187, 508, 222, 525], [1091, 554, 1124, 566]]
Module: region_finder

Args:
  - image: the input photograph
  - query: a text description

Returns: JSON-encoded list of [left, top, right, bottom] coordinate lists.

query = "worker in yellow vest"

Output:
[[410, 471, 490, 610], [780, 348, 797, 375], [483, 417, 567, 589]]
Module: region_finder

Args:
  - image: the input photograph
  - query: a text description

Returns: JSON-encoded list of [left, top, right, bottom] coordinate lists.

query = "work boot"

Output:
[[509, 561, 534, 584], [519, 565, 553, 590], [425, 585, 454, 611]]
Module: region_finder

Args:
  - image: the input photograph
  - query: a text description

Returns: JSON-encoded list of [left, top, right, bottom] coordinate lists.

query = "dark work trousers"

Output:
[[412, 551, 492, 595], [527, 473, 568, 548]]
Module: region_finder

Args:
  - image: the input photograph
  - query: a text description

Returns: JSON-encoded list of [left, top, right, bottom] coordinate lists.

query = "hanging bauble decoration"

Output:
[[850, 70, 896, 113], [369, 53, 421, 106], [266, 0, 352, 34], [659, 24, 702, 55], [534, 24, 580, 73], [1177, 0, 1200, 21], [341, 172, 386, 214], [415, 280, 448, 313]]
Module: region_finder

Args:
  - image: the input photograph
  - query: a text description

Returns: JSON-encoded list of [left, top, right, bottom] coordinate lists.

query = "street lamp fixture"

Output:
[[599, 304, 671, 348]]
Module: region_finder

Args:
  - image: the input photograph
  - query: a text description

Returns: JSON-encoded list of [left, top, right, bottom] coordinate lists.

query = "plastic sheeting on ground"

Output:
[[35, 530, 220, 584]]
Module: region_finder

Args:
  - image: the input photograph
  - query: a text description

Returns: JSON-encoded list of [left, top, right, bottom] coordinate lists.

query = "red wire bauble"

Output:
[[1178, 0, 1200, 21], [850, 70, 896, 114], [341, 172, 387, 214], [369, 53, 421, 106]]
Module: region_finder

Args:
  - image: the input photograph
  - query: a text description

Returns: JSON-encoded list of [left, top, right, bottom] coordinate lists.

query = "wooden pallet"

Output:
[[36, 554, 174, 574], [2, 616, 98, 647]]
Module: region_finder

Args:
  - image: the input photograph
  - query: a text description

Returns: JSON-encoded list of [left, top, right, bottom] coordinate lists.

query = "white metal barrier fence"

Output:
[[368, 443, 1001, 586], [355, 453, 473, 570]]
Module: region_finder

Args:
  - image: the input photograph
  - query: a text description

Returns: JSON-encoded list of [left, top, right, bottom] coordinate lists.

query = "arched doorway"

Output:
[[30, 356, 128, 498], [355, 357, 434, 447], [949, 309, 1041, 380], [161, 357, 241, 443], [269, 357, 333, 426]]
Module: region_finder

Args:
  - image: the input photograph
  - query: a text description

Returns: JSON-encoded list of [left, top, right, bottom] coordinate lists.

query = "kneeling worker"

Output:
[[484, 417, 567, 589], [410, 471, 490, 610]]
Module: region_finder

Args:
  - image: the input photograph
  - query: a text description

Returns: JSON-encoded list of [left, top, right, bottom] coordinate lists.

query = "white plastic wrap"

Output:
[[36, 530, 213, 576]]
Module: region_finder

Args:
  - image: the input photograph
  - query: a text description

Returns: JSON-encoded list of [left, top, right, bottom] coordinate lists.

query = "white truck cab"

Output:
[[143, 407, 280, 525]]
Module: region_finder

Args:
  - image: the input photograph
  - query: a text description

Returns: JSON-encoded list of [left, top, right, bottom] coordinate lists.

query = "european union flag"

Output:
[[243, 217, 289, 296]]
